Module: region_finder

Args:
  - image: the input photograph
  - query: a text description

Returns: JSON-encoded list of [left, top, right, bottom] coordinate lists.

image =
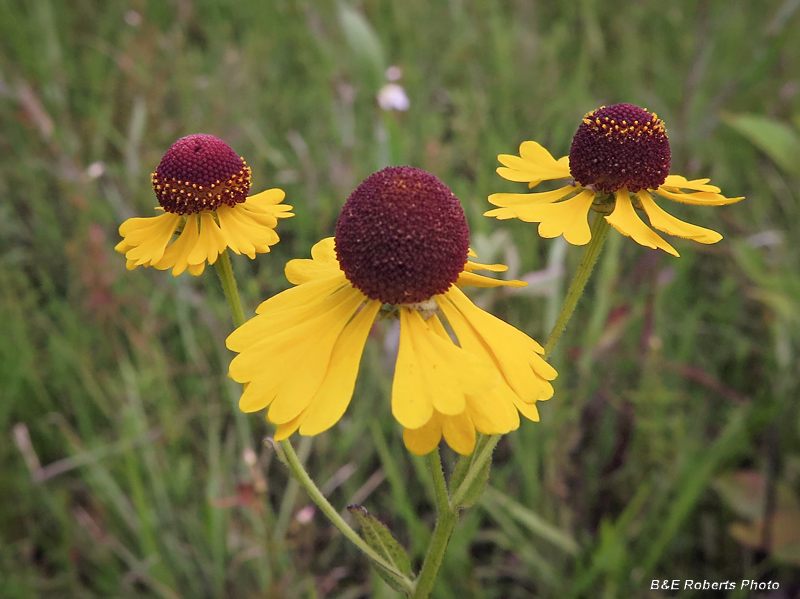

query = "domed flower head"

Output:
[[486, 104, 744, 256], [116, 134, 293, 276], [226, 166, 557, 455]]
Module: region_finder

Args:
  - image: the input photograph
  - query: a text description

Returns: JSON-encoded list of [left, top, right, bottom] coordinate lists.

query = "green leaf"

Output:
[[724, 113, 800, 177], [449, 445, 491, 508], [480, 487, 579, 554], [337, 2, 386, 92], [346, 505, 413, 592]]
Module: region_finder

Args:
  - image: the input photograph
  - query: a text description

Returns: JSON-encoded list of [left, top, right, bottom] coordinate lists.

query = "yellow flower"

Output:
[[226, 167, 557, 455], [116, 134, 293, 276], [486, 104, 744, 257]]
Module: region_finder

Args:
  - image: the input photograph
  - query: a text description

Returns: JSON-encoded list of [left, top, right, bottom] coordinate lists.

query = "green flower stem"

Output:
[[427, 449, 449, 513], [213, 249, 413, 593], [275, 440, 415, 592], [543, 214, 610, 358], [411, 506, 459, 599], [214, 250, 247, 328], [412, 436, 500, 599]]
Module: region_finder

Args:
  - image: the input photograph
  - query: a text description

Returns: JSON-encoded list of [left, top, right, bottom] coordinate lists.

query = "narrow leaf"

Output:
[[450, 436, 492, 508], [347, 505, 413, 592], [725, 113, 800, 177], [337, 2, 386, 91], [481, 487, 579, 554]]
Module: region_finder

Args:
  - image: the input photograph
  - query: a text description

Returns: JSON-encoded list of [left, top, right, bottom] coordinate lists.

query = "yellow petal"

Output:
[[285, 240, 342, 286], [444, 286, 545, 354], [297, 301, 381, 435], [496, 141, 571, 182], [266, 289, 367, 424], [187, 211, 227, 266], [233, 286, 359, 415], [238, 372, 281, 413], [403, 415, 442, 456], [153, 214, 201, 275], [227, 277, 345, 353], [487, 185, 576, 208], [637, 191, 723, 244], [513, 396, 541, 421], [253, 274, 349, 317], [663, 175, 716, 192], [216, 204, 275, 258], [519, 141, 569, 171], [538, 190, 595, 245], [463, 260, 507, 273], [439, 288, 556, 403], [656, 176, 744, 206], [466, 388, 520, 434], [273, 413, 303, 441], [310, 237, 337, 261], [228, 285, 364, 380], [484, 207, 521, 221], [236, 288, 364, 414], [285, 259, 342, 285], [391, 311, 434, 429], [422, 314, 469, 415], [496, 167, 546, 184], [456, 271, 527, 288], [118, 212, 181, 266], [241, 188, 294, 222], [392, 307, 497, 427], [605, 190, 679, 257], [441, 411, 477, 455], [244, 188, 287, 207], [457, 257, 525, 288], [489, 189, 595, 245]]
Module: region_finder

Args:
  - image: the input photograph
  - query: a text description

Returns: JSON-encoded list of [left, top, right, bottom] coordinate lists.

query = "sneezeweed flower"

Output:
[[226, 166, 557, 455], [486, 104, 744, 256], [116, 134, 293, 275]]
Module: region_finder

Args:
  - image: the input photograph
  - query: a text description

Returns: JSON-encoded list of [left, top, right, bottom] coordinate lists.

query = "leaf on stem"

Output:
[[346, 504, 414, 592], [449, 448, 491, 509]]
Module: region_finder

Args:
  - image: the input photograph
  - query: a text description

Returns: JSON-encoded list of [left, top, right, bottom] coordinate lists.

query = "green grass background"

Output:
[[2, 0, 800, 597]]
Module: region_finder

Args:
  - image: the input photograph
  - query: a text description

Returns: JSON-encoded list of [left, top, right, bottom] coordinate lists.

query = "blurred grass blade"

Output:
[[640, 407, 750, 576], [725, 113, 800, 177], [337, 2, 386, 91], [481, 486, 578, 554]]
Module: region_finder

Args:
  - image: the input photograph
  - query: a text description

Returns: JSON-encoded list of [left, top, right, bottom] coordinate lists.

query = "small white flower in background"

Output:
[[377, 84, 410, 111], [86, 162, 105, 179], [124, 10, 142, 26], [385, 65, 403, 81], [377, 66, 409, 111]]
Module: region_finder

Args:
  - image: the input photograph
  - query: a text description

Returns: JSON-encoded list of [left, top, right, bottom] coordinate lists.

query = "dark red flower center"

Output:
[[568, 104, 671, 194], [334, 166, 470, 305], [151, 134, 251, 215]]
